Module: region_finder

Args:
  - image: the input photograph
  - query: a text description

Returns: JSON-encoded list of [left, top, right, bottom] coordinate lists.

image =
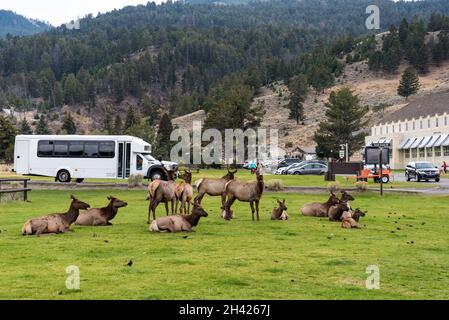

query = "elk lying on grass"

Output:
[[149, 202, 208, 232], [194, 169, 237, 207], [75, 196, 128, 226], [341, 208, 366, 229], [328, 201, 350, 221], [147, 170, 177, 223], [175, 169, 193, 214], [222, 166, 264, 221], [271, 199, 288, 220], [22, 195, 90, 236], [300, 193, 340, 217]]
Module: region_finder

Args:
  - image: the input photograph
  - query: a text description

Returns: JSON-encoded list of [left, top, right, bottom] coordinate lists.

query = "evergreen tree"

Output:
[[381, 25, 401, 73], [314, 87, 368, 159], [368, 51, 383, 71], [397, 67, 420, 100], [309, 67, 334, 94], [287, 74, 308, 124], [53, 81, 64, 108], [155, 113, 173, 159], [0, 116, 18, 162], [35, 115, 51, 134], [113, 115, 123, 134], [103, 112, 113, 134], [125, 106, 137, 130], [64, 74, 81, 105], [19, 118, 33, 134], [61, 112, 77, 134], [399, 18, 409, 45]]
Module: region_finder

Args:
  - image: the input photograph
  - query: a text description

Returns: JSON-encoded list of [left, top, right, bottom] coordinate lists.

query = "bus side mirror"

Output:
[[158, 156, 162, 162]]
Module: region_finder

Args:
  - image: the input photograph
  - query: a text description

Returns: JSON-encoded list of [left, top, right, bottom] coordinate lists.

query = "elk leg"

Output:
[[187, 201, 190, 215], [221, 193, 227, 208], [175, 198, 179, 215], [250, 201, 255, 222], [165, 202, 169, 216], [148, 202, 152, 224], [150, 199, 158, 222], [171, 199, 175, 215], [255, 200, 260, 221]]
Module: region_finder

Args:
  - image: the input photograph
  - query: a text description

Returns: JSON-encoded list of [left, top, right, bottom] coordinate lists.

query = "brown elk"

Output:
[[147, 170, 177, 223], [194, 168, 237, 207], [222, 166, 264, 221], [300, 193, 340, 217], [22, 195, 90, 236], [149, 201, 209, 232], [328, 201, 350, 221], [341, 208, 366, 229], [75, 196, 128, 226], [271, 199, 288, 220], [175, 169, 193, 214]]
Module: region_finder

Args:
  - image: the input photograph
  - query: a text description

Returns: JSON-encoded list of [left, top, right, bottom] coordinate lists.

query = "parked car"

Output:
[[405, 161, 440, 182], [277, 158, 302, 168], [289, 163, 328, 175], [276, 162, 302, 175]]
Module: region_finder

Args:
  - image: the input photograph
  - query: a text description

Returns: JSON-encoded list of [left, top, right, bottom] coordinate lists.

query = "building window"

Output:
[[436, 118, 439, 127], [411, 148, 417, 158], [392, 125, 395, 133], [413, 122, 415, 130], [444, 146, 449, 157], [426, 148, 433, 158], [380, 127, 383, 135], [428, 118, 431, 128], [419, 148, 425, 158], [404, 149, 410, 159], [420, 120, 423, 129], [136, 155, 143, 170], [445, 116, 447, 126], [405, 123, 408, 131], [435, 147, 442, 157], [399, 124, 401, 132], [386, 126, 389, 134]]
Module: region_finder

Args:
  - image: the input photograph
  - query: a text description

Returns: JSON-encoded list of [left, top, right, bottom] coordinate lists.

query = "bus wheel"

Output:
[[57, 170, 71, 183]]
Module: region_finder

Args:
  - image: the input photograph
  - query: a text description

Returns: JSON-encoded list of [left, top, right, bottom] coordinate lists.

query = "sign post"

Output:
[[379, 147, 383, 196]]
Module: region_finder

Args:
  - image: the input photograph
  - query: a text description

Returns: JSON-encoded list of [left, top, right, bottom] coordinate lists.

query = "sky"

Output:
[[0, 0, 162, 26]]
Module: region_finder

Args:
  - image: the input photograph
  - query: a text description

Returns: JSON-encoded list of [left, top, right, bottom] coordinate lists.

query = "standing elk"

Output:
[[271, 199, 288, 220], [175, 169, 193, 214], [222, 166, 264, 221], [300, 193, 340, 217], [194, 168, 237, 207], [147, 170, 177, 223], [22, 195, 90, 236], [149, 201, 209, 232], [75, 196, 128, 226]]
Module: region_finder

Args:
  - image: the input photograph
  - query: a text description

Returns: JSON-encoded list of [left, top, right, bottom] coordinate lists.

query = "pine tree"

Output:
[[397, 67, 420, 100], [287, 74, 308, 124], [103, 112, 113, 134], [309, 67, 334, 94], [53, 81, 64, 108], [113, 115, 123, 134], [61, 112, 77, 134], [19, 118, 33, 134], [124, 106, 137, 130], [399, 18, 409, 45], [35, 115, 51, 134], [314, 87, 368, 159], [381, 25, 401, 74], [0, 116, 18, 162], [368, 51, 383, 71], [64, 74, 81, 105], [155, 113, 173, 159]]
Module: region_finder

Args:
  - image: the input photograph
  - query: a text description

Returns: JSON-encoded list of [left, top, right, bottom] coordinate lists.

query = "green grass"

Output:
[[1, 189, 448, 299], [1, 168, 433, 189]]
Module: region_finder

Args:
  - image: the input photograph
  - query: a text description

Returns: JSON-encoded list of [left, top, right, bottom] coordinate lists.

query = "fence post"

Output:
[[24, 179, 28, 202]]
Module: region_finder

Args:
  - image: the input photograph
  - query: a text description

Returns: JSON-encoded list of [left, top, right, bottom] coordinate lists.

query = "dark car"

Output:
[[405, 161, 440, 182], [277, 158, 302, 168], [290, 163, 328, 175]]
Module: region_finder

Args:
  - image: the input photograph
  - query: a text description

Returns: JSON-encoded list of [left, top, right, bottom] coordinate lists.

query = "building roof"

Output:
[[378, 90, 449, 125]]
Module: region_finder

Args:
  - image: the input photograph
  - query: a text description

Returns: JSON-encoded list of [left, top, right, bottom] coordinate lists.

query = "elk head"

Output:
[[341, 190, 355, 201], [107, 195, 128, 208], [191, 201, 208, 218], [70, 195, 90, 210], [277, 199, 287, 211]]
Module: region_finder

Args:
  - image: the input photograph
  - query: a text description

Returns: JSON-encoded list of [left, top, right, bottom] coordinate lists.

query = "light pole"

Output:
[[340, 143, 349, 162]]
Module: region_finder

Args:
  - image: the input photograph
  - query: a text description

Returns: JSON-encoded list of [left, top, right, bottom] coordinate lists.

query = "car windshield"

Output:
[[141, 153, 156, 161], [416, 163, 434, 169]]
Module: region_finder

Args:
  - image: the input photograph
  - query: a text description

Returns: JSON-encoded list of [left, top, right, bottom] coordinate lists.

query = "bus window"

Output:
[[37, 141, 53, 157], [54, 141, 68, 156], [69, 141, 84, 156], [136, 155, 143, 170], [84, 142, 99, 158], [99, 141, 115, 158]]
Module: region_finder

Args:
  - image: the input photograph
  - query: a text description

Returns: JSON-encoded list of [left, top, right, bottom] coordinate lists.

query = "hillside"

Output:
[[0, 10, 51, 37]]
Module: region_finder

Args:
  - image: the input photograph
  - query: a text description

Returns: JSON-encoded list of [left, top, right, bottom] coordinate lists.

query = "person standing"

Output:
[[443, 160, 447, 175]]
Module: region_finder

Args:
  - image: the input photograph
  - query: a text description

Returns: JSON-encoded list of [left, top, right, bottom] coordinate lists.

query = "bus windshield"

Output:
[[141, 153, 156, 161]]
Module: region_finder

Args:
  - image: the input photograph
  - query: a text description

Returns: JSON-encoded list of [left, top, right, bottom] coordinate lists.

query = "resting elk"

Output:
[[149, 201, 208, 232], [300, 193, 340, 217], [271, 199, 288, 220], [147, 170, 177, 223], [175, 169, 193, 214], [222, 166, 264, 221], [194, 168, 237, 207], [76, 196, 128, 226], [22, 195, 90, 236]]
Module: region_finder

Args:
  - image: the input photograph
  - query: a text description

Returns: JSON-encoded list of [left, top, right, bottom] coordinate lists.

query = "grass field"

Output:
[[1, 189, 448, 299], [0, 168, 434, 189]]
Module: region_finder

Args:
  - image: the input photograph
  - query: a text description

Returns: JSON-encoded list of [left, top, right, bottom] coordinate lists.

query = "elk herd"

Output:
[[21, 166, 366, 236]]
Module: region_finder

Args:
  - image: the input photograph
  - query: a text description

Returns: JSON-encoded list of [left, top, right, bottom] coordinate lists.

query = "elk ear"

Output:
[[107, 195, 112, 200], [283, 199, 286, 204], [70, 195, 76, 200]]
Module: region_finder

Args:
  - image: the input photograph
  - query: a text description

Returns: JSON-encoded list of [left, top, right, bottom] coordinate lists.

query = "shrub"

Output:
[[128, 174, 144, 188], [266, 179, 285, 191], [355, 181, 368, 192], [327, 181, 341, 194]]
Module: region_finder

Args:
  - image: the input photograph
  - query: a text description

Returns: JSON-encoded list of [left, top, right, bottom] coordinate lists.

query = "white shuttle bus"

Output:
[[13, 135, 178, 182]]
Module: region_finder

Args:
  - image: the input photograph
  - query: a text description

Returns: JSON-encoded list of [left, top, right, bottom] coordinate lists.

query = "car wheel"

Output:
[[150, 170, 165, 181], [417, 175, 421, 182], [293, 171, 300, 175], [57, 170, 71, 183], [435, 177, 440, 182], [406, 174, 411, 182]]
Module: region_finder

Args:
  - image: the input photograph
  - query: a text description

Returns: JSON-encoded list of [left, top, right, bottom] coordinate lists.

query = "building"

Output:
[[365, 91, 449, 169]]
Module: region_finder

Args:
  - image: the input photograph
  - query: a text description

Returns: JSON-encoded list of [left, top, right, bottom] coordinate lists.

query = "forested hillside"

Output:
[[1, 0, 449, 161], [0, 10, 51, 37]]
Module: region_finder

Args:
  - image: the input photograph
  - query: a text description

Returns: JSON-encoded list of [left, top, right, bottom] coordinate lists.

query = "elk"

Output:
[[222, 166, 264, 221], [175, 169, 193, 214], [271, 199, 288, 220], [300, 193, 340, 217], [341, 208, 366, 229], [149, 201, 209, 232], [75, 196, 128, 226], [147, 170, 177, 223], [22, 195, 90, 236], [328, 201, 350, 221], [194, 168, 237, 207]]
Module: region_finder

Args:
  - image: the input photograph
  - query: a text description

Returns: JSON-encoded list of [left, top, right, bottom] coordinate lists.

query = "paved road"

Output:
[[391, 172, 449, 194]]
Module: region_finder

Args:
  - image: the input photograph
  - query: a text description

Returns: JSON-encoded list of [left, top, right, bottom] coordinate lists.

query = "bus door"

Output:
[[117, 142, 131, 179]]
